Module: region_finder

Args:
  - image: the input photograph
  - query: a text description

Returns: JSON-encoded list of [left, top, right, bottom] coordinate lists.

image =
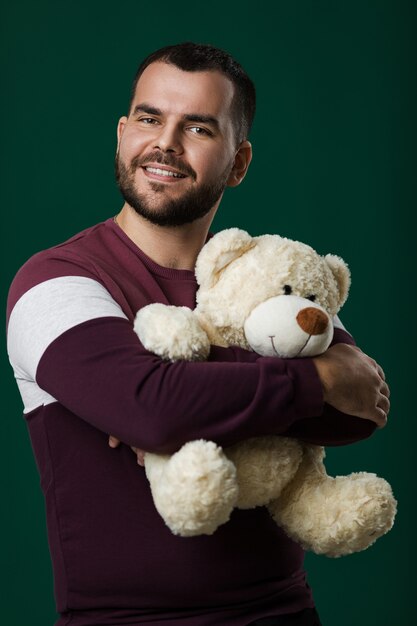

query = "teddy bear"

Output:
[[134, 228, 397, 557]]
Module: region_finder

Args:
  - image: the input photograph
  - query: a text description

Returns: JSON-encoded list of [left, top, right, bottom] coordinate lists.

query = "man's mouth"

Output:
[[142, 166, 187, 179]]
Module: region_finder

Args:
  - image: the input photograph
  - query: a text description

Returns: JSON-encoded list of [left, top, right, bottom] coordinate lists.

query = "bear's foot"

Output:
[[269, 472, 397, 557], [145, 440, 238, 536]]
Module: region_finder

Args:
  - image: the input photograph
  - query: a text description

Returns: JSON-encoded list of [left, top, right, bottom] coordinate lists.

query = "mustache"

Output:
[[131, 151, 197, 180]]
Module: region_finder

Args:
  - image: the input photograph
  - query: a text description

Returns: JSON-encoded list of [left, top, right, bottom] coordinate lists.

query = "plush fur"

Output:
[[134, 228, 397, 557]]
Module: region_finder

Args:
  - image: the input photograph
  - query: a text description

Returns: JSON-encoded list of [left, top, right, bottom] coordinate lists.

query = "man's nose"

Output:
[[153, 123, 183, 153]]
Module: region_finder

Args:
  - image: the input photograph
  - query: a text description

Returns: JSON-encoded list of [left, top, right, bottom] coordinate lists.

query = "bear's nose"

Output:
[[296, 307, 329, 335]]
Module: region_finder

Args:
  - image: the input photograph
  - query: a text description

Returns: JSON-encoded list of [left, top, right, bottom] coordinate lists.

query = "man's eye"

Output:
[[139, 117, 158, 125], [189, 126, 211, 135]]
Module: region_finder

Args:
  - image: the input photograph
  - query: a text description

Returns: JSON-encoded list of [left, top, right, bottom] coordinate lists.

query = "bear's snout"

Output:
[[243, 295, 333, 358], [296, 307, 329, 336]]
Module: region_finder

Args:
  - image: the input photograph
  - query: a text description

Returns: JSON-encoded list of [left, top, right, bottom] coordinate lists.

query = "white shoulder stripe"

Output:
[[14, 377, 57, 414], [7, 276, 128, 384]]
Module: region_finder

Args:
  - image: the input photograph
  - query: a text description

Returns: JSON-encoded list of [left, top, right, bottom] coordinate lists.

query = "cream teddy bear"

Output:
[[134, 228, 396, 557]]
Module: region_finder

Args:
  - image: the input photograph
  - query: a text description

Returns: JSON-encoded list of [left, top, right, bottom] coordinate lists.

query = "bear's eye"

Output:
[[283, 285, 292, 295], [306, 295, 316, 302]]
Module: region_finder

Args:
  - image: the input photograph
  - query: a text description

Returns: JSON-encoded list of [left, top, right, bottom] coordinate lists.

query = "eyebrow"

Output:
[[183, 113, 220, 131], [132, 103, 220, 131], [132, 103, 162, 117]]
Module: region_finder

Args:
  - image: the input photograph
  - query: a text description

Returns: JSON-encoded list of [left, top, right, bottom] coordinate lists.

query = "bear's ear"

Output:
[[196, 228, 255, 288], [325, 254, 351, 308]]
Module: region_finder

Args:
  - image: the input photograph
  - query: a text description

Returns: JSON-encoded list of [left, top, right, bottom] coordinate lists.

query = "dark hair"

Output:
[[128, 42, 256, 145]]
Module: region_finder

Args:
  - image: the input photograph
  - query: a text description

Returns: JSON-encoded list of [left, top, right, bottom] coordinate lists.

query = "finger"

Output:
[[129, 446, 146, 466], [137, 450, 146, 467], [365, 406, 387, 428], [377, 394, 390, 416], [374, 407, 388, 428], [380, 380, 390, 399], [108, 435, 121, 448], [363, 400, 388, 428], [375, 363, 386, 381]]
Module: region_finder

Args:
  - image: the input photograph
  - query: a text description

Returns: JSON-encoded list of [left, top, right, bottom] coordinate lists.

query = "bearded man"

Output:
[[7, 42, 389, 626]]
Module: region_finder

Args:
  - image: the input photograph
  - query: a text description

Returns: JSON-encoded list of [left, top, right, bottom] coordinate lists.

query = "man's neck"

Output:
[[115, 204, 216, 271]]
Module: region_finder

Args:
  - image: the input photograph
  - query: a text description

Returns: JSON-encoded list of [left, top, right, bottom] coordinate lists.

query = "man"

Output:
[[7, 42, 389, 626]]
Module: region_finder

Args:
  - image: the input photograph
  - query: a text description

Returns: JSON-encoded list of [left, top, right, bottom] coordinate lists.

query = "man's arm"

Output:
[[8, 272, 388, 455], [279, 321, 388, 443], [314, 342, 389, 421], [285, 343, 389, 446], [33, 316, 326, 453], [112, 331, 390, 462]]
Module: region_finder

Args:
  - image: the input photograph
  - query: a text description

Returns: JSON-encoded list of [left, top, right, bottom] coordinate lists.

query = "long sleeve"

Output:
[[34, 316, 325, 453]]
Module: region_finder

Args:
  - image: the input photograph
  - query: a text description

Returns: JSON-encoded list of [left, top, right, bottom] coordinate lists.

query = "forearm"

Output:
[[38, 322, 382, 451], [283, 407, 377, 446], [36, 317, 324, 453], [221, 332, 379, 446]]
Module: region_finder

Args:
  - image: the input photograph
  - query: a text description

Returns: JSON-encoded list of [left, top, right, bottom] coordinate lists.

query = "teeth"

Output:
[[145, 167, 185, 178]]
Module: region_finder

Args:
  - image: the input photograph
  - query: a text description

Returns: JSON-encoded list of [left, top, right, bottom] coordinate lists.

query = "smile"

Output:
[[143, 166, 187, 179], [269, 334, 312, 357]]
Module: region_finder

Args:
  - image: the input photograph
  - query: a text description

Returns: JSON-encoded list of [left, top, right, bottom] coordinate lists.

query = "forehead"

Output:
[[131, 61, 235, 123]]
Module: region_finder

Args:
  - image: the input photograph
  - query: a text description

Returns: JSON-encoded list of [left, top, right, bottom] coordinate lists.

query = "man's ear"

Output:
[[117, 116, 128, 150], [227, 141, 253, 187]]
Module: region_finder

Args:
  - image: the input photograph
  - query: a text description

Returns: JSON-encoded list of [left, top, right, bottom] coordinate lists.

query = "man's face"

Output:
[[115, 61, 246, 227]]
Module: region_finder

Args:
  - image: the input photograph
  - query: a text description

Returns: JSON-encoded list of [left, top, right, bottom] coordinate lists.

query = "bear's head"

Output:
[[195, 228, 350, 358]]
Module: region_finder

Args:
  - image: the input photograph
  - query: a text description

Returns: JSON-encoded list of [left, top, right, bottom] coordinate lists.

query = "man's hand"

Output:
[[108, 436, 146, 466], [312, 344, 390, 427]]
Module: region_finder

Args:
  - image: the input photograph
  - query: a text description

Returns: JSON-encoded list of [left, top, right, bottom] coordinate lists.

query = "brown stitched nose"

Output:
[[296, 307, 329, 335]]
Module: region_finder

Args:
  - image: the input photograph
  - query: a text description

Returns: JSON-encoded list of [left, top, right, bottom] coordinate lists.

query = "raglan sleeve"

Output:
[[7, 253, 329, 454]]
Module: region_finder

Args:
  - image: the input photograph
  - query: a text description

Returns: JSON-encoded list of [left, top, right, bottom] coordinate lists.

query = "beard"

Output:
[[115, 150, 232, 227]]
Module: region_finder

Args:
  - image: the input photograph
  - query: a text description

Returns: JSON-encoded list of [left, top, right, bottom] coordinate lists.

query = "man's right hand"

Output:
[[312, 343, 390, 427]]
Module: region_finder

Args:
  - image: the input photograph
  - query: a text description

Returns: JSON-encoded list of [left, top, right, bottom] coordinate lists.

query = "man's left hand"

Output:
[[108, 436, 146, 466]]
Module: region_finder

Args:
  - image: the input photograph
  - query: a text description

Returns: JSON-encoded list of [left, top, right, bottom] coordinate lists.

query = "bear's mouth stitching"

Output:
[[269, 335, 311, 357]]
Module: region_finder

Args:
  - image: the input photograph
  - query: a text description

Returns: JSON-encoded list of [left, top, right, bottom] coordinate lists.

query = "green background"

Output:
[[1, 1, 415, 624]]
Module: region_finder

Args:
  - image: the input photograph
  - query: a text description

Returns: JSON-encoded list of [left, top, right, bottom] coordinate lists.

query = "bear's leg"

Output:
[[145, 440, 239, 536], [268, 445, 397, 557], [226, 436, 303, 509]]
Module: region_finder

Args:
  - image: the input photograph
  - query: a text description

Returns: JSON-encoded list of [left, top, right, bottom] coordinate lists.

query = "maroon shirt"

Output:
[[6, 218, 375, 625]]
